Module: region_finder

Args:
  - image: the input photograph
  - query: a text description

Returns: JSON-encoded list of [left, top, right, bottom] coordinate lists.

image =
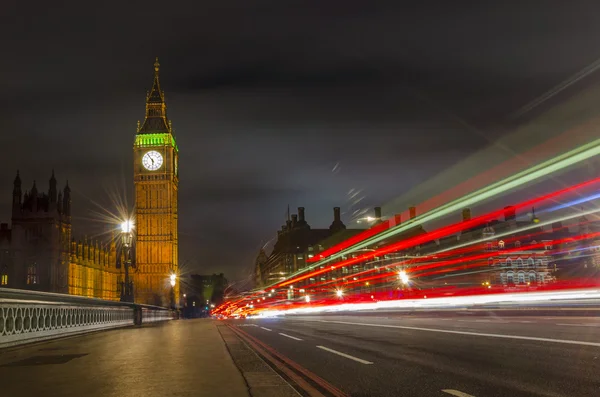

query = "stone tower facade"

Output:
[[133, 58, 179, 306]]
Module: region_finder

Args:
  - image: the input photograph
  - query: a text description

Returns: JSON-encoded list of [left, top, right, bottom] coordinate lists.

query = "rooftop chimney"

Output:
[[298, 207, 305, 222], [394, 214, 402, 226], [330, 207, 346, 231], [374, 207, 382, 222], [291, 214, 298, 227], [504, 206, 516, 222], [409, 206, 417, 220], [462, 208, 471, 222]]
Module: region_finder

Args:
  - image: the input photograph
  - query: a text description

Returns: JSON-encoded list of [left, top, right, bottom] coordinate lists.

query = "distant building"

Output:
[[182, 273, 228, 317], [445, 206, 557, 288], [254, 207, 367, 288], [0, 171, 122, 300]]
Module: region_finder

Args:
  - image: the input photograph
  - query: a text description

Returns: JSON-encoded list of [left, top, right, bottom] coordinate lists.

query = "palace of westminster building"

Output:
[[0, 58, 180, 306]]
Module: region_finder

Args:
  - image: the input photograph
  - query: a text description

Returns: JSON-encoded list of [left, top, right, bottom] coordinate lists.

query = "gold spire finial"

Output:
[[154, 57, 160, 73], [137, 120, 140, 132]]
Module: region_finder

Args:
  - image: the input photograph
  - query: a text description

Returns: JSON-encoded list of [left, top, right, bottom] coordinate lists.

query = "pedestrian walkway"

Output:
[[0, 319, 251, 397]]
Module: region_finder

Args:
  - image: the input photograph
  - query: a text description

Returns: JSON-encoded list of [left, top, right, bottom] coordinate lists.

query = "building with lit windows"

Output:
[[0, 171, 122, 300], [254, 207, 366, 288]]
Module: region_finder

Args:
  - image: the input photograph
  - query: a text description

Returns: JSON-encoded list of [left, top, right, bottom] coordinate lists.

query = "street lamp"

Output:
[[169, 272, 177, 309], [120, 219, 135, 303]]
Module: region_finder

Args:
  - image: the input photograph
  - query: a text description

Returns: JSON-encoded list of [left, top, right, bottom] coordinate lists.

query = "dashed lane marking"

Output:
[[316, 346, 374, 365], [441, 389, 476, 397], [556, 323, 600, 327], [316, 320, 600, 347], [261, 327, 272, 331], [279, 333, 303, 341]]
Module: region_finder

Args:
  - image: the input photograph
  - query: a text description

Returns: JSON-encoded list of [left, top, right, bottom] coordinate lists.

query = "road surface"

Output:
[[228, 313, 600, 397]]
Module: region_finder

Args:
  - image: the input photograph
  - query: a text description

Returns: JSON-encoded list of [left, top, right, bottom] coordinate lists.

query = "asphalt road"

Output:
[[229, 313, 600, 397]]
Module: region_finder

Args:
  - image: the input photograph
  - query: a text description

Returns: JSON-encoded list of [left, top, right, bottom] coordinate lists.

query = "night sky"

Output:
[[3, 1, 600, 281]]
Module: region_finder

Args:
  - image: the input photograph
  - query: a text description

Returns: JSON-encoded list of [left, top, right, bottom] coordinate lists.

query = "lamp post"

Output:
[[120, 220, 135, 303], [169, 272, 176, 309]]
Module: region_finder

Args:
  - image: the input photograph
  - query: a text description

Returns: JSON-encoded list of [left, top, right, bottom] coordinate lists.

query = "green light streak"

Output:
[[135, 133, 179, 152], [266, 138, 600, 290]]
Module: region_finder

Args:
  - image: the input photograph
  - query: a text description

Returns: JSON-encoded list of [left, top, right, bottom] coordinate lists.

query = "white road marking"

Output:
[[316, 320, 600, 347], [316, 346, 374, 364], [279, 332, 303, 341], [475, 319, 491, 322], [261, 327, 272, 331], [556, 323, 600, 327], [442, 389, 476, 397], [439, 318, 453, 321], [518, 321, 533, 323]]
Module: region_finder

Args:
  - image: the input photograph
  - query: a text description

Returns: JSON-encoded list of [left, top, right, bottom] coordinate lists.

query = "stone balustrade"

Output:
[[0, 288, 174, 348]]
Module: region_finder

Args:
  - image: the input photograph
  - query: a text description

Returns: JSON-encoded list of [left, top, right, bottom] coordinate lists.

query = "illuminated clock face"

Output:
[[142, 150, 163, 171]]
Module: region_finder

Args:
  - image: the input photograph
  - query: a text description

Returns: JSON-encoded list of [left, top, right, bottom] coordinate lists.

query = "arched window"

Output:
[[517, 258, 524, 268], [518, 272, 525, 284], [538, 273, 545, 283], [498, 240, 505, 249], [506, 271, 514, 285], [529, 272, 537, 283], [536, 259, 544, 268], [27, 263, 37, 285], [506, 258, 513, 268], [528, 258, 535, 267]]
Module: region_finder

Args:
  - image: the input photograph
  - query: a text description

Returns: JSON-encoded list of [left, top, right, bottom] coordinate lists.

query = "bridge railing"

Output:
[[0, 288, 174, 349]]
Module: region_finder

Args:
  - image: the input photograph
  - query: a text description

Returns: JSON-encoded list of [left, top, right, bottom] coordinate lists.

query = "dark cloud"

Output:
[[3, 0, 600, 279]]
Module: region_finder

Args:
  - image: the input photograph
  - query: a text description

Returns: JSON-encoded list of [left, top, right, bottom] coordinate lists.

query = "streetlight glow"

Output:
[[399, 270, 409, 284], [121, 219, 134, 233], [170, 273, 176, 287], [336, 289, 343, 298]]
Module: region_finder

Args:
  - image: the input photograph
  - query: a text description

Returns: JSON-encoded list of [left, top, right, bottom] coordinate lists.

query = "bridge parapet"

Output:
[[0, 288, 174, 349]]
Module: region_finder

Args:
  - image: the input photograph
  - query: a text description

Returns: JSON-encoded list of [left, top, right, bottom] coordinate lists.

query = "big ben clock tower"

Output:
[[133, 58, 179, 306]]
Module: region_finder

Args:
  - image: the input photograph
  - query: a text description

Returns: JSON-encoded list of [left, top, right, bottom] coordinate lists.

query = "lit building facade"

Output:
[[133, 58, 180, 307], [0, 172, 121, 300]]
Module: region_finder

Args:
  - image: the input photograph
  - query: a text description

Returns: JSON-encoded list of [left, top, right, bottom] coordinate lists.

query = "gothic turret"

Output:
[[138, 57, 171, 134], [57, 191, 63, 214], [63, 181, 71, 217], [12, 170, 22, 217], [30, 180, 38, 212], [49, 170, 57, 203]]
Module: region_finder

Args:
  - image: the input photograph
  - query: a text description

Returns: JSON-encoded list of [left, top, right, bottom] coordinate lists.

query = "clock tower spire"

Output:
[[139, 57, 172, 134], [133, 58, 179, 307]]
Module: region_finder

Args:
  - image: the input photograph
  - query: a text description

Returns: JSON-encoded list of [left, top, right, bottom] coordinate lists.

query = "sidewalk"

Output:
[[0, 319, 254, 397]]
